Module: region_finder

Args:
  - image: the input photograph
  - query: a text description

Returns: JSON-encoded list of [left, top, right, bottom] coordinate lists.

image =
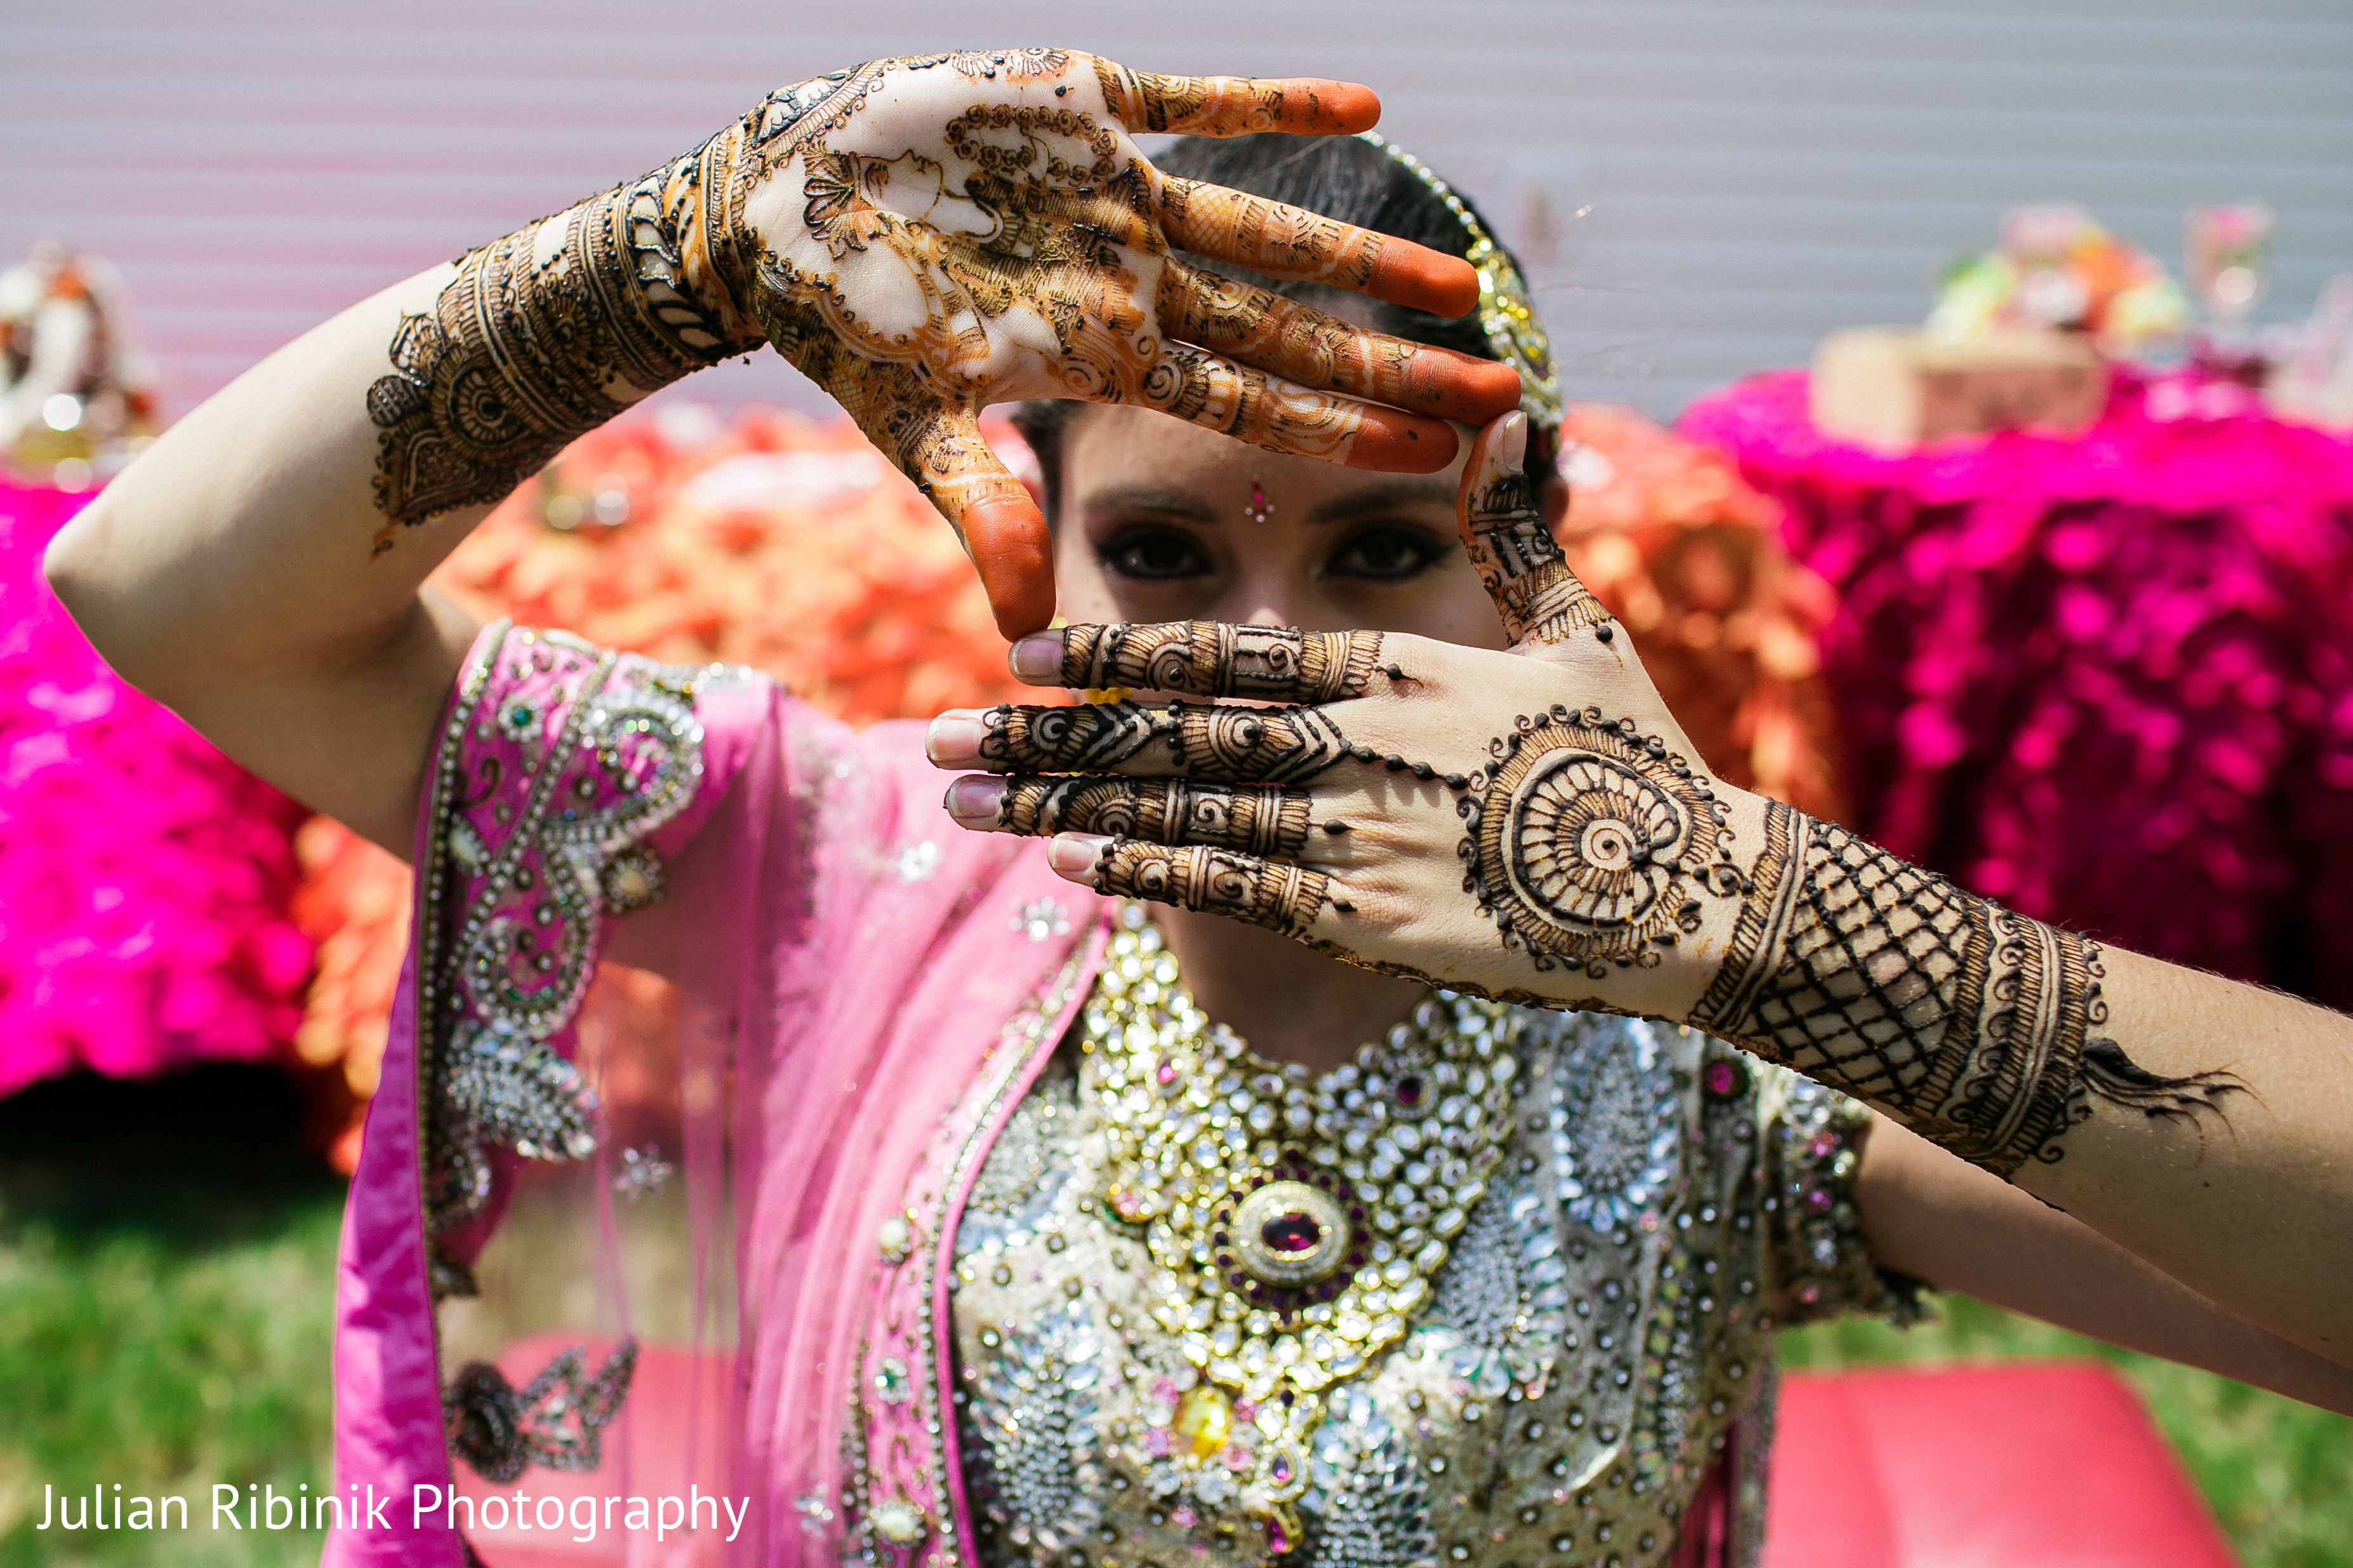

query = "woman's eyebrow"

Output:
[[1305, 477, 1457, 527], [1077, 485, 1220, 524]]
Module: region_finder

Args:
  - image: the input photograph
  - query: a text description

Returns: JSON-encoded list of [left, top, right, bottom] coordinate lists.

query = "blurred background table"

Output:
[[1681, 367, 2353, 1010]]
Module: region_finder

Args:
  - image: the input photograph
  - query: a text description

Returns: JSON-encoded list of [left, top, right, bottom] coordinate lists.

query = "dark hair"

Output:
[[1011, 133, 1546, 524]]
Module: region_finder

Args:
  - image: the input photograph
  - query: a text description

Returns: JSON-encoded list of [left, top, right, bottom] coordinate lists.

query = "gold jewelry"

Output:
[[1082, 903, 1520, 1552], [1358, 133, 1561, 424]]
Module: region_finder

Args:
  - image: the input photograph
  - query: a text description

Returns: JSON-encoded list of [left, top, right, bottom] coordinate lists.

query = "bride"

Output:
[[44, 48, 2353, 1568]]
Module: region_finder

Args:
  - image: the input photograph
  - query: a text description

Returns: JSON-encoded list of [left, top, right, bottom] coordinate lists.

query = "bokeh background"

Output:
[[8, 0, 2352, 422], [4, 4, 2352, 1566]]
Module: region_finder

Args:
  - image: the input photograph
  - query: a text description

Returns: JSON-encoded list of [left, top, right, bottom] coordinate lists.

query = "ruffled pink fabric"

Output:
[[1680, 369, 2353, 1007], [0, 477, 311, 1096]]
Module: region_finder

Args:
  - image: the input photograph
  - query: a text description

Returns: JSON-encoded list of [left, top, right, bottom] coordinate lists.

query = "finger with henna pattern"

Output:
[[1157, 260, 1522, 425], [1157, 179, 1479, 319], [1457, 412, 1614, 649], [1146, 344, 1458, 473], [1019, 622, 1387, 702], [948, 775, 1320, 859], [1092, 64, 1381, 137], [927, 699, 1355, 784], [871, 403, 1055, 636], [1061, 836, 1340, 939]]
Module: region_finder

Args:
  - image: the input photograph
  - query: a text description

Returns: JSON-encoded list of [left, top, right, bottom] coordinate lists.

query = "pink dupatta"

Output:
[[326, 621, 1106, 1565]]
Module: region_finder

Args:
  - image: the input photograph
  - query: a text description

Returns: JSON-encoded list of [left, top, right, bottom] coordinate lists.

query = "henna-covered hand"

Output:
[[369, 51, 1523, 633], [929, 412, 2245, 1185]]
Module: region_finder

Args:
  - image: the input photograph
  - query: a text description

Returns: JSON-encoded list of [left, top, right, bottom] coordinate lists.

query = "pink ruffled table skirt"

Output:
[[1680, 370, 2353, 1008], [0, 477, 310, 1096]]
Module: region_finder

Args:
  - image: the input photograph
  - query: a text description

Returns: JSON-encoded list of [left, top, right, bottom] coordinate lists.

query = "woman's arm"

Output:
[[933, 412, 2353, 1371], [43, 267, 493, 852], [45, 51, 1521, 850], [1856, 1114, 2353, 1415]]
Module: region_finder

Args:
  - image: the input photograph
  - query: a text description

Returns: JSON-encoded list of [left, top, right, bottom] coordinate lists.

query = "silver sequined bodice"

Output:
[[948, 1005, 1911, 1568]]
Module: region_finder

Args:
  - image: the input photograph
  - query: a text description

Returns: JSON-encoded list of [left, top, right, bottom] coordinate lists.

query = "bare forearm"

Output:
[[1858, 1114, 2353, 1414], [41, 270, 487, 846]]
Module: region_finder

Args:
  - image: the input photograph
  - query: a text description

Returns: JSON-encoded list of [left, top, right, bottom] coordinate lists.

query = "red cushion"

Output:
[[1765, 1364, 2237, 1568]]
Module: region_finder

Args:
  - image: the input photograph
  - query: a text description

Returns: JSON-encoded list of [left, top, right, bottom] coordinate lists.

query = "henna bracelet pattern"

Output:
[[368, 166, 748, 540], [1692, 801, 2244, 1178]]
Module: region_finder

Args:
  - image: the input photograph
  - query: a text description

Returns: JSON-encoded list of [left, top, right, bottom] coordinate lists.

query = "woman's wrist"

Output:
[[1683, 796, 2244, 1180], [364, 155, 755, 548]]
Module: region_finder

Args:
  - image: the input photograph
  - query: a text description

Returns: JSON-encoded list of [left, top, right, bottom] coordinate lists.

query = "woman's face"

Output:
[[1051, 403, 1534, 650]]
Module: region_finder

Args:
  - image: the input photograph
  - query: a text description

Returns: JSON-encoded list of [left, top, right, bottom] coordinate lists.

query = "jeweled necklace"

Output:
[[1081, 904, 1520, 1554]]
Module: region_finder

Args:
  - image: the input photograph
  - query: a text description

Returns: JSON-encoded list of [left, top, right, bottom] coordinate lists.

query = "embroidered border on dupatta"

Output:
[[842, 908, 1109, 1567], [410, 621, 717, 1478]]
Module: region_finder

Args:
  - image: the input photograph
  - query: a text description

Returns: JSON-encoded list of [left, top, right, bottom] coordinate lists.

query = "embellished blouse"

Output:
[[950, 915, 1913, 1568], [326, 623, 1912, 1568]]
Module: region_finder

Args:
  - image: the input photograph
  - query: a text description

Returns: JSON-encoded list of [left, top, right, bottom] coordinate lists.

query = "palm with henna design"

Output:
[[931, 414, 2245, 1183], [705, 52, 1518, 634], [366, 51, 1518, 637]]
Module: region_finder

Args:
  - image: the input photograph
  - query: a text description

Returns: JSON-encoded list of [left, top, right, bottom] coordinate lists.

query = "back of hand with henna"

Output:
[[366, 50, 1521, 633], [934, 415, 2246, 1184]]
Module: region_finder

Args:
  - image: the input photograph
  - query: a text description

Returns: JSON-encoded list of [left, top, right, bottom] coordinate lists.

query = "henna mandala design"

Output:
[[979, 700, 1351, 784], [1094, 841, 1333, 937], [1696, 803, 2245, 1178], [1454, 707, 1739, 975], [1460, 464, 1612, 646], [1057, 621, 1383, 702], [996, 777, 1314, 857]]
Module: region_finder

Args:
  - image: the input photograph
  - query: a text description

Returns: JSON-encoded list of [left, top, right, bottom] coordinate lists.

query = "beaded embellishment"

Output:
[[418, 625, 710, 1243], [1082, 904, 1519, 1551]]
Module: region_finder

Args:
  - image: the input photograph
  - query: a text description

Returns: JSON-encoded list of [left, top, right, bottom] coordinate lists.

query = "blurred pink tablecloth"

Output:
[[0, 477, 310, 1096], [1681, 369, 2353, 1008]]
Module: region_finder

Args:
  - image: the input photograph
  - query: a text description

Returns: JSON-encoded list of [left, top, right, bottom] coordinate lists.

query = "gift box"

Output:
[[1810, 326, 2110, 451]]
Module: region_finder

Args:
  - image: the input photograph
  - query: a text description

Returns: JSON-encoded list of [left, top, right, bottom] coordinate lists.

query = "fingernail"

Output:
[[1502, 411, 1529, 475], [945, 775, 1005, 823], [1048, 833, 1111, 877], [925, 711, 986, 765], [1009, 634, 1064, 682]]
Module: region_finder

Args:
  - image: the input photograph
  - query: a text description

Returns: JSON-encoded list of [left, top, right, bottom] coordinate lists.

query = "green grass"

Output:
[[1780, 1296, 2353, 1568], [0, 1068, 341, 1568], [3, 1067, 2346, 1566]]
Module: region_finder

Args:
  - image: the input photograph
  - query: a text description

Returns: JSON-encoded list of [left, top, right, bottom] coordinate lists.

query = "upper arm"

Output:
[[146, 588, 482, 857], [43, 503, 482, 854], [1853, 1112, 2353, 1414], [37, 267, 486, 857]]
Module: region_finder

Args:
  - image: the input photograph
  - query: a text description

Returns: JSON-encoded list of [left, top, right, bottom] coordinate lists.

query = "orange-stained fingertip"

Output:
[[1365, 243, 1481, 319], [1345, 409, 1461, 475], [1405, 351, 1525, 424], [960, 494, 1059, 640], [1276, 79, 1381, 134]]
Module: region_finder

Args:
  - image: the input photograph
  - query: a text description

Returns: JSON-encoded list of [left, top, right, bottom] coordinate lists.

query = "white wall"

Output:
[[6, 0, 2349, 421]]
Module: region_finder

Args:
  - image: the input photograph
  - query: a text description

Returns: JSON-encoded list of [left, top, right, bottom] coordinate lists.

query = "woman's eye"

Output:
[[1328, 528, 1442, 581], [1101, 529, 1211, 580]]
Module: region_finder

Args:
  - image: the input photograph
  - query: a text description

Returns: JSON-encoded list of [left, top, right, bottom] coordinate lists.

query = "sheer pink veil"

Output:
[[327, 626, 1104, 1565]]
